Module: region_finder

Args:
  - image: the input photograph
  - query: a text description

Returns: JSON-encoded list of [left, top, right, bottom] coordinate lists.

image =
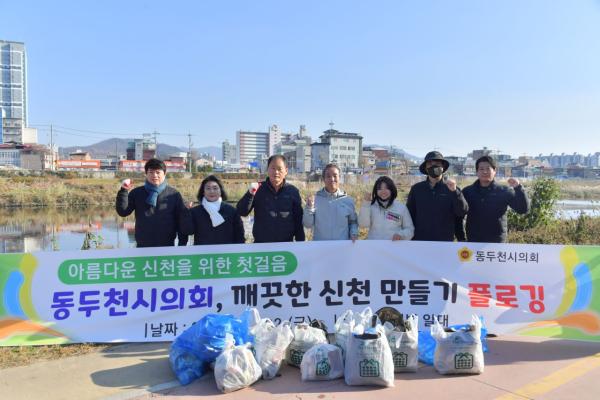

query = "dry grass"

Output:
[[1, 174, 600, 208], [0, 343, 112, 369]]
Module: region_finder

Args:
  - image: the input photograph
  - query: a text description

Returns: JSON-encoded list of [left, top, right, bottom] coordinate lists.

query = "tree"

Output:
[[508, 177, 560, 231], [197, 164, 213, 173]]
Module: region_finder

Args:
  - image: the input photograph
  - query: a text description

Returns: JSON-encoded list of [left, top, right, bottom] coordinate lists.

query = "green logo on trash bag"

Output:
[[316, 359, 331, 376], [393, 352, 408, 368], [359, 359, 380, 377], [290, 349, 304, 366], [454, 353, 474, 369], [58, 251, 298, 284]]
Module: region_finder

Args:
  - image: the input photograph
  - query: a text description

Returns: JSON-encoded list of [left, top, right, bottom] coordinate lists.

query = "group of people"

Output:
[[115, 152, 530, 248]]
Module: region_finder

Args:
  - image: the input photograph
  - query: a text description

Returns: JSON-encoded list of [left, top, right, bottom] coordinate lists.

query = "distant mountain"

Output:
[[194, 146, 221, 160], [60, 138, 123, 158], [364, 144, 420, 162], [59, 138, 221, 160]]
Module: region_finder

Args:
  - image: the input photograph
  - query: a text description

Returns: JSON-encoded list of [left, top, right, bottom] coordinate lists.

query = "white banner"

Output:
[[1, 240, 599, 345]]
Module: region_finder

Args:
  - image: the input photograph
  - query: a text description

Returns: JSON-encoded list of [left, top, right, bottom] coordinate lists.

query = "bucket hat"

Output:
[[419, 151, 450, 175]]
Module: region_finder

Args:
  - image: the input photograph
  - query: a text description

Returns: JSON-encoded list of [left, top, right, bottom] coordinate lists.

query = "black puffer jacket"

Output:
[[462, 180, 530, 243], [406, 180, 469, 242], [236, 179, 305, 243], [116, 185, 192, 247], [190, 202, 245, 245]]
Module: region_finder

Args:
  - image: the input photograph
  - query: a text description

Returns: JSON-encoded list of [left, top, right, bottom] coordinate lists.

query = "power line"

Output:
[[30, 123, 191, 137], [188, 131, 193, 173], [39, 128, 113, 140]]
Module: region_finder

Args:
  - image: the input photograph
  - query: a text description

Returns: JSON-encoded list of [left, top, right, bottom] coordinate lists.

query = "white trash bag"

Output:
[[353, 307, 376, 335], [300, 344, 344, 381], [214, 343, 262, 393], [432, 315, 484, 375], [344, 324, 394, 387], [253, 319, 294, 379], [384, 314, 419, 373], [286, 323, 328, 367], [334, 309, 355, 358]]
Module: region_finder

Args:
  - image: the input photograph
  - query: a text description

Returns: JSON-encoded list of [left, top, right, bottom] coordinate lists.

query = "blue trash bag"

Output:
[[239, 308, 260, 344], [169, 313, 252, 385], [418, 317, 488, 365], [169, 345, 205, 386], [417, 330, 437, 366]]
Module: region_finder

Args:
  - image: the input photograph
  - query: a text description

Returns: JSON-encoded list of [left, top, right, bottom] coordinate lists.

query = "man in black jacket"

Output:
[[463, 155, 530, 243], [115, 158, 192, 247], [237, 155, 305, 243], [406, 151, 469, 241]]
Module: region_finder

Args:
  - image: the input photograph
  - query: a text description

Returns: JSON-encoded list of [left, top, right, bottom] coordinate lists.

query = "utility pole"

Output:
[[152, 130, 159, 158], [188, 132, 193, 173], [389, 144, 393, 176], [50, 124, 54, 171]]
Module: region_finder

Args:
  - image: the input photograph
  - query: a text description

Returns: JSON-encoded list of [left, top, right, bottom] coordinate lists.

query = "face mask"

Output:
[[426, 166, 444, 178]]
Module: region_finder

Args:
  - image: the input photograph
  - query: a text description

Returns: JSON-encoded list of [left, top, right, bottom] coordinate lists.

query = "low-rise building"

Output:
[[57, 159, 101, 170], [69, 150, 92, 160], [118, 160, 185, 173], [0, 143, 54, 170], [310, 125, 362, 172], [126, 134, 156, 161]]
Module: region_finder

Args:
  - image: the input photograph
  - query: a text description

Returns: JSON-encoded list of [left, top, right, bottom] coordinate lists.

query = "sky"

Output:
[[2, 0, 600, 157]]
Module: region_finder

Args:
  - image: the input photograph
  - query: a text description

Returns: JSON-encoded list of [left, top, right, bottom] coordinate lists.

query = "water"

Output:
[[0, 200, 597, 253], [555, 200, 600, 219], [0, 206, 254, 253], [0, 206, 135, 253]]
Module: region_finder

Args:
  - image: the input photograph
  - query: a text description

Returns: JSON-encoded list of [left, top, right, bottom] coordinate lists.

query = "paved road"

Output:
[[2, 335, 600, 400]]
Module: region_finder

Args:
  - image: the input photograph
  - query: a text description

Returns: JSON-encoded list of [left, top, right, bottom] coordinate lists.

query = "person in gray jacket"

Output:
[[303, 163, 358, 241]]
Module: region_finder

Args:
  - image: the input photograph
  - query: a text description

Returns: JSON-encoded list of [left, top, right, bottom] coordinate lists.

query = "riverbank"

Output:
[[507, 214, 600, 245], [1, 175, 600, 208]]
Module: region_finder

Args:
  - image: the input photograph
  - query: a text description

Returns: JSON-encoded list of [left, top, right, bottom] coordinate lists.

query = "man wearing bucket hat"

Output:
[[406, 151, 468, 241]]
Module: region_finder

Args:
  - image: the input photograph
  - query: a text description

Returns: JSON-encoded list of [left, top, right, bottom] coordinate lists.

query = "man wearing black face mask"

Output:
[[406, 151, 469, 241]]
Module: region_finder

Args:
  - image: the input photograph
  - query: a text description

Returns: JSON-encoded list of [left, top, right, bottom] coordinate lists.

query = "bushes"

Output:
[[505, 177, 600, 244], [508, 177, 560, 231], [508, 214, 600, 245]]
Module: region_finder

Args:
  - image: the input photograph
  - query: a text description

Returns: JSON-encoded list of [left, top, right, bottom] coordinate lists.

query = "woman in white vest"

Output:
[[358, 176, 414, 240], [303, 163, 359, 241]]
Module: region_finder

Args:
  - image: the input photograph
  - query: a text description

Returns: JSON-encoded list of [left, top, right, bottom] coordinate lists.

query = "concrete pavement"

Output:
[[2, 335, 600, 400]]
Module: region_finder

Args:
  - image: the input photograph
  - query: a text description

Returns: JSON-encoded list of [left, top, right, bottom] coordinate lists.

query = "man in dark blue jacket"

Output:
[[406, 151, 469, 241], [237, 155, 305, 243], [116, 158, 192, 247], [463, 155, 530, 243]]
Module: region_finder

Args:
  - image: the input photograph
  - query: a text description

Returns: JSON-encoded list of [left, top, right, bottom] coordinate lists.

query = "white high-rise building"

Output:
[[236, 124, 280, 167], [268, 124, 281, 156], [222, 139, 237, 164], [236, 124, 309, 167], [0, 40, 27, 144], [236, 130, 270, 167]]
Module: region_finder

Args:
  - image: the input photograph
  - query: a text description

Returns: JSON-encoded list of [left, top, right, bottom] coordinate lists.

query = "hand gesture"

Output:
[[363, 192, 372, 202], [507, 177, 520, 188], [306, 194, 315, 208], [445, 177, 457, 192], [392, 233, 402, 241], [121, 178, 133, 191], [249, 182, 261, 195]]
